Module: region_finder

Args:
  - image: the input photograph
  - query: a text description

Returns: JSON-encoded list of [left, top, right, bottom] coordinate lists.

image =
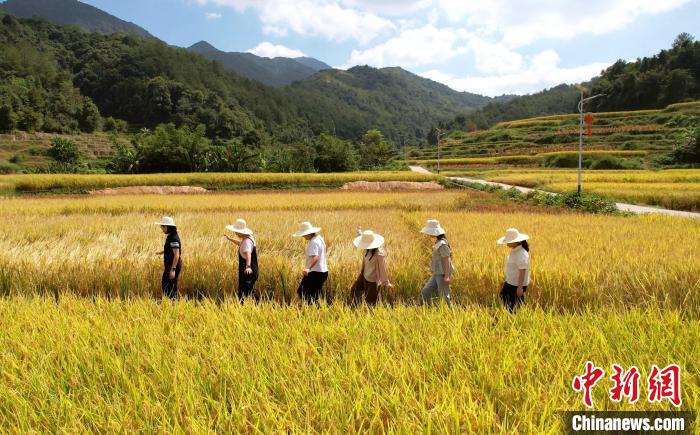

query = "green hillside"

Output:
[[0, 12, 497, 147], [288, 66, 496, 142], [0, 131, 121, 172], [410, 101, 700, 169]]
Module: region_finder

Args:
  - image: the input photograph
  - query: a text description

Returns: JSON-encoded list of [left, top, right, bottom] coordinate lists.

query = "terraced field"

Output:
[[0, 131, 120, 172], [409, 101, 700, 166]]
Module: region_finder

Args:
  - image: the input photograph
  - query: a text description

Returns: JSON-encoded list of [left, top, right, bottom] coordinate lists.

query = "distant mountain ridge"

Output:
[[188, 41, 331, 87], [0, 0, 154, 38], [288, 65, 501, 140], [0, 1, 510, 145]]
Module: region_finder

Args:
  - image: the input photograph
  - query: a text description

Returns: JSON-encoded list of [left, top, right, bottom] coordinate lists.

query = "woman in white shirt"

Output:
[[497, 228, 530, 312], [293, 221, 329, 304], [351, 227, 392, 306], [224, 219, 259, 302]]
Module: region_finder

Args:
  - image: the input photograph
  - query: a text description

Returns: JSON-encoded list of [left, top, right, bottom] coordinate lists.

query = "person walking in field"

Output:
[[224, 219, 259, 302], [154, 216, 182, 300], [351, 226, 392, 306], [419, 219, 454, 307], [293, 221, 329, 304], [497, 228, 530, 313]]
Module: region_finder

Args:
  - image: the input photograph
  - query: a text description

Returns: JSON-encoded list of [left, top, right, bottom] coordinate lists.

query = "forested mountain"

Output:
[[189, 41, 328, 87], [448, 84, 581, 130], [294, 57, 332, 72], [449, 33, 699, 130], [0, 13, 297, 138], [289, 66, 496, 141], [0, 0, 153, 38], [0, 12, 499, 145]]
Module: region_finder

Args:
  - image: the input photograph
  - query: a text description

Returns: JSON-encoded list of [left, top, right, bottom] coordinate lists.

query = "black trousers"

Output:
[[350, 275, 379, 307], [161, 269, 181, 299], [238, 272, 259, 302], [298, 271, 329, 304], [500, 282, 527, 312]]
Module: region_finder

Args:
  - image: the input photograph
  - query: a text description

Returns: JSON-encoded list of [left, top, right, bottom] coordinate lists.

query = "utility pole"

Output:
[[401, 134, 407, 163], [435, 128, 447, 174], [576, 91, 606, 194]]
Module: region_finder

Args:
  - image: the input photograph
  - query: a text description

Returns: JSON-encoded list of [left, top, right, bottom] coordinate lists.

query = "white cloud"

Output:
[[344, 25, 467, 68], [465, 35, 522, 74], [205, 12, 222, 19], [191, 0, 692, 94], [193, 0, 691, 46], [248, 42, 306, 58], [432, 0, 692, 47], [193, 0, 395, 43], [420, 50, 610, 96], [342, 26, 525, 74]]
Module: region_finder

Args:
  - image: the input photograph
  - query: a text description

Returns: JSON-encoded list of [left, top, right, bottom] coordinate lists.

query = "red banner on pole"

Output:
[[584, 113, 595, 137]]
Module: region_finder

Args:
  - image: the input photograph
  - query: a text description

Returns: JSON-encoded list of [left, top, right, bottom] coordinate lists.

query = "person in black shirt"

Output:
[[154, 216, 182, 299]]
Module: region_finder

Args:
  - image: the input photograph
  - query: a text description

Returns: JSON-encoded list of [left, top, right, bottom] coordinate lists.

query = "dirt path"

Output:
[[408, 165, 433, 174], [409, 166, 700, 219]]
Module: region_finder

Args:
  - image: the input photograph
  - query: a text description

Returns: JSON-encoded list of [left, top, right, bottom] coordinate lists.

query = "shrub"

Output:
[[558, 191, 619, 214], [499, 187, 524, 201], [102, 117, 128, 133], [48, 137, 81, 165], [589, 157, 642, 170], [543, 154, 579, 168], [488, 131, 513, 141], [666, 114, 695, 128], [0, 161, 22, 174], [670, 127, 700, 164]]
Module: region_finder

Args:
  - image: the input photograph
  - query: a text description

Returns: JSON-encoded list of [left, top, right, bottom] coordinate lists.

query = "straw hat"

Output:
[[353, 230, 385, 250], [293, 221, 321, 237], [420, 219, 445, 236], [497, 228, 529, 244], [226, 219, 253, 235], [154, 216, 176, 227]]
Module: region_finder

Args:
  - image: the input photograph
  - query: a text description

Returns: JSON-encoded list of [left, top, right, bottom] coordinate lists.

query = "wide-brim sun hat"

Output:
[[154, 216, 176, 227], [497, 228, 529, 244], [293, 221, 321, 237], [353, 230, 385, 250], [226, 218, 254, 235], [420, 219, 445, 236]]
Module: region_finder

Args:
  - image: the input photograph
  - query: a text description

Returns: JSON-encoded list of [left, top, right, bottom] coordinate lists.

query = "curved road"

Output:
[[409, 166, 700, 219]]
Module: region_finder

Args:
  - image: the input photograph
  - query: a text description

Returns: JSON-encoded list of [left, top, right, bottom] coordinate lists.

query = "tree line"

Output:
[[43, 126, 395, 174]]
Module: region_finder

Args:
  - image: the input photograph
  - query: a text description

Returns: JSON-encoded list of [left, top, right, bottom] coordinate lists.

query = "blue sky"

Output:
[[82, 0, 699, 96]]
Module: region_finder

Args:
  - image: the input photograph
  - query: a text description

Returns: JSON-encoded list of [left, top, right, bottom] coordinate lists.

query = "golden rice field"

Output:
[[1, 299, 698, 432], [1, 189, 699, 431], [442, 169, 700, 212], [1, 190, 699, 311], [0, 171, 441, 193]]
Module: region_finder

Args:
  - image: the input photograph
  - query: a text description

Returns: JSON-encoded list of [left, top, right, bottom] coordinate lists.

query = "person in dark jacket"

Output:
[[224, 218, 259, 302], [154, 216, 182, 299]]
